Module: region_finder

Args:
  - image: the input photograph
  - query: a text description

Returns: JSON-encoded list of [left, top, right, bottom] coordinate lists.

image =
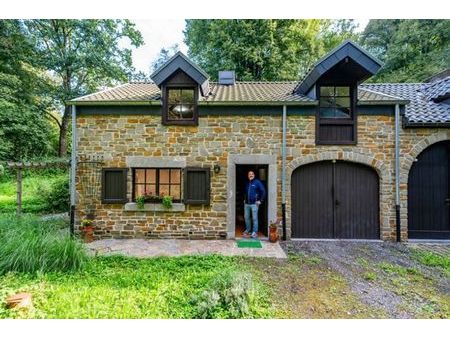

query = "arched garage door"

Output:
[[408, 141, 450, 239], [291, 161, 380, 239]]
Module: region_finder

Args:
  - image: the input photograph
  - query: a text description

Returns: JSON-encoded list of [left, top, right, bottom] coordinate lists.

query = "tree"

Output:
[[151, 44, 179, 73], [22, 20, 144, 157], [361, 20, 450, 82], [0, 20, 56, 161], [184, 19, 360, 81]]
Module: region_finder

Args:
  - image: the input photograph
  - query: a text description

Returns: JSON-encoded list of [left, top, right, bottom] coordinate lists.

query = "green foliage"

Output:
[[0, 255, 271, 319], [412, 250, 450, 277], [0, 20, 57, 161], [0, 214, 88, 275], [0, 171, 67, 214], [361, 19, 450, 82], [21, 19, 144, 156], [41, 175, 69, 213], [162, 195, 173, 209], [184, 19, 360, 81], [378, 262, 420, 276], [193, 270, 256, 318], [135, 195, 145, 209]]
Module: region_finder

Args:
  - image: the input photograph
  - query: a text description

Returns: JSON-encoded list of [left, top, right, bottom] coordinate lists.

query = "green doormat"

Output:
[[236, 239, 262, 248]]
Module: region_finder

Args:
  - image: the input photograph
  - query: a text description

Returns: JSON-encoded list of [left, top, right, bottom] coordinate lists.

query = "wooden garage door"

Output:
[[291, 160, 379, 239], [408, 141, 450, 239]]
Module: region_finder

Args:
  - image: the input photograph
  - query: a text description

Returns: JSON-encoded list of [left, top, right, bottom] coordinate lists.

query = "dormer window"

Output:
[[150, 52, 210, 127], [164, 87, 197, 124], [316, 84, 356, 145], [319, 86, 351, 118]]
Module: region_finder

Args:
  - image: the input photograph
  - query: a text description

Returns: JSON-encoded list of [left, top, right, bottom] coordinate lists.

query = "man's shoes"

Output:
[[242, 231, 250, 238], [251, 232, 258, 239]]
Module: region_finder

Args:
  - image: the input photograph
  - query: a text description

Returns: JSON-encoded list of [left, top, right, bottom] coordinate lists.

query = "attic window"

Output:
[[316, 85, 356, 145], [163, 87, 198, 125], [319, 86, 351, 118]]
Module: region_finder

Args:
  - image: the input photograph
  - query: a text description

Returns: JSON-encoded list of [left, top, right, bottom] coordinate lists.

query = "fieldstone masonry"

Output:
[[75, 112, 449, 241]]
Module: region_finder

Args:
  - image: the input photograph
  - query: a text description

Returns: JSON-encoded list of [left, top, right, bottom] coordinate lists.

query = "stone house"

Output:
[[68, 40, 450, 241]]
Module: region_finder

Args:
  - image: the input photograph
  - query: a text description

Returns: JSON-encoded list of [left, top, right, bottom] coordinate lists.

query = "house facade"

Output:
[[69, 40, 450, 241]]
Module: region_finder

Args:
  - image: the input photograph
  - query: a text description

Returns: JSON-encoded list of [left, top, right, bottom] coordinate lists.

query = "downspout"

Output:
[[395, 104, 401, 242], [70, 105, 77, 236], [281, 105, 287, 241]]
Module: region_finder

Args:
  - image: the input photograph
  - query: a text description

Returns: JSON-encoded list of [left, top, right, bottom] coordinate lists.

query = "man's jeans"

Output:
[[244, 203, 259, 234]]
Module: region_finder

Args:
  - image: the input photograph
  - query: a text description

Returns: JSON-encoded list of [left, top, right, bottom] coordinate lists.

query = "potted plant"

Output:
[[80, 218, 95, 243], [161, 195, 173, 209], [269, 219, 280, 243], [136, 193, 164, 209]]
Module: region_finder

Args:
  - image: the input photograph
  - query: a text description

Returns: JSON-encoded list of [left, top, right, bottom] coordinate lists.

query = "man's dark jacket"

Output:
[[244, 178, 266, 204]]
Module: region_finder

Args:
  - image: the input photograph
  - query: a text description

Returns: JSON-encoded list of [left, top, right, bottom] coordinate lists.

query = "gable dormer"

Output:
[[150, 52, 210, 126], [295, 40, 383, 144]]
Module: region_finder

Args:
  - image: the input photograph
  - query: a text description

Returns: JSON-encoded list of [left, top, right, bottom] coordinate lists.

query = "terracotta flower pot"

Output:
[[269, 226, 278, 243], [6, 292, 33, 309], [81, 225, 95, 243]]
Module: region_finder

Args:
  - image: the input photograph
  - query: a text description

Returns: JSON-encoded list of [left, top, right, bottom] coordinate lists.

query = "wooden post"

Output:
[[16, 168, 22, 216]]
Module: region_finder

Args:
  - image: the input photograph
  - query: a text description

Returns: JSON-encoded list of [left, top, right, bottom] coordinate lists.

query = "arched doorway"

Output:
[[408, 140, 450, 239], [291, 160, 380, 239]]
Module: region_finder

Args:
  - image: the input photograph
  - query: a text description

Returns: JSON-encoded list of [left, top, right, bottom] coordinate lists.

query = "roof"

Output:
[[420, 77, 450, 102], [69, 81, 404, 106], [295, 40, 383, 95], [360, 82, 450, 125], [68, 78, 450, 126]]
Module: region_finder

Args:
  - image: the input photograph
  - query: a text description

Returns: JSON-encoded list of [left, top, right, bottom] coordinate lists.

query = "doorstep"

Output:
[[86, 239, 287, 259]]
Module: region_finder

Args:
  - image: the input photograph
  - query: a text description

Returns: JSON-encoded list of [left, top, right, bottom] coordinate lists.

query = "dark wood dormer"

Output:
[[162, 70, 199, 125], [150, 51, 210, 126], [295, 40, 383, 145]]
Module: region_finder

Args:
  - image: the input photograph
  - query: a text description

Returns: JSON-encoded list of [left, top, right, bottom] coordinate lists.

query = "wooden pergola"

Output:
[[6, 160, 70, 215]]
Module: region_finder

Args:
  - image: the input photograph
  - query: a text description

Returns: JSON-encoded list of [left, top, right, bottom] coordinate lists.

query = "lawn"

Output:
[[0, 255, 273, 319], [0, 171, 68, 214], [0, 215, 449, 319]]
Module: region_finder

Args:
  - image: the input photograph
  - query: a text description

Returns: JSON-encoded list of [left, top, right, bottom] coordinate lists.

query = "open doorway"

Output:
[[235, 164, 268, 238]]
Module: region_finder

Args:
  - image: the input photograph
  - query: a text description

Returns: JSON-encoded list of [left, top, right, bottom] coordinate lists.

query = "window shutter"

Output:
[[101, 168, 128, 204], [183, 167, 210, 205]]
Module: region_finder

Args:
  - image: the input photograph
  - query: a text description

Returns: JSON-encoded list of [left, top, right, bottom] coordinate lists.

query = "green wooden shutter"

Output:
[[101, 168, 128, 204], [183, 167, 210, 205]]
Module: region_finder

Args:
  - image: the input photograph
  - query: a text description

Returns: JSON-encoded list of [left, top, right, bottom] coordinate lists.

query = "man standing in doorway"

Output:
[[243, 170, 266, 239]]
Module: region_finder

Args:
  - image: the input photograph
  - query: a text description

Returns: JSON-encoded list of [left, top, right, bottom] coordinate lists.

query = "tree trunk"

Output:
[[58, 105, 71, 157]]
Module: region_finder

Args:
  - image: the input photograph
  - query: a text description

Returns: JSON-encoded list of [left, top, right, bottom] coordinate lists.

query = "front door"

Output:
[[291, 160, 380, 239], [408, 141, 450, 239], [235, 164, 268, 237]]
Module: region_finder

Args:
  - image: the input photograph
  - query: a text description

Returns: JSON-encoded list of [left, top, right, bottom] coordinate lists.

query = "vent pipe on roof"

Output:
[[218, 71, 235, 85]]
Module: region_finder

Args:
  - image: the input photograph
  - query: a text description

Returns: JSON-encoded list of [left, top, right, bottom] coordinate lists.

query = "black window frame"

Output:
[[316, 83, 357, 145], [162, 85, 198, 126], [132, 168, 182, 203]]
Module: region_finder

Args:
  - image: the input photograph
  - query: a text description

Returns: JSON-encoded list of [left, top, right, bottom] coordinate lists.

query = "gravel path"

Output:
[[282, 241, 449, 318]]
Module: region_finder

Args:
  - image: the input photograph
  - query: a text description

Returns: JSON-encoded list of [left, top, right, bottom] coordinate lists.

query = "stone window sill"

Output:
[[124, 202, 185, 212]]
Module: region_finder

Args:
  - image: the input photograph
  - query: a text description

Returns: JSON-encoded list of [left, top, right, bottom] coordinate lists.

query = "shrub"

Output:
[[0, 214, 88, 275], [193, 270, 254, 318], [42, 175, 69, 213]]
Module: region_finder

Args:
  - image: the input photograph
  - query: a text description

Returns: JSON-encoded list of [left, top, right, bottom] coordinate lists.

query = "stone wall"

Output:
[[75, 110, 448, 241]]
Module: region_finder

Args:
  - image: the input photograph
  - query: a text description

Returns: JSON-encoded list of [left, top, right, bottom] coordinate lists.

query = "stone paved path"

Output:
[[86, 239, 287, 259]]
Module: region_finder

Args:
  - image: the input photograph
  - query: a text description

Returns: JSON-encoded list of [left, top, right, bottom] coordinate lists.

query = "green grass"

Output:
[[378, 262, 420, 276], [0, 255, 272, 319], [0, 214, 87, 275], [412, 250, 450, 277], [0, 172, 68, 214]]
